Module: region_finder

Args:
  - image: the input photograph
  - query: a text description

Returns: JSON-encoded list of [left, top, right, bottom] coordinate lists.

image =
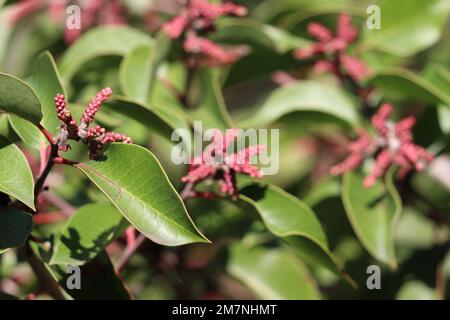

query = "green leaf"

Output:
[[8, 115, 42, 149], [76, 143, 209, 246], [119, 33, 171, 103], [0, 135, 35, 210], [119, 44, 154, 103], [214, 18, 310, 53], [189, 68, 234, 130], [28, 52, 65, 137], [239, 81, 360, 128], [0, 209, 33, 251], [0, 73, 42, 124], [52, 251, 132, 300], [396, 281, 437, 300], [60, 26, 152, 81], [105, 96, 175, 140], [238, 183, 353, 285], [371, 67, 450, 106], [50, 204, 127, 266], [361, 0, 450, 57], [9, 52, 65, 149], [228, 243, 320, 299], [342, 170, 402, 268]]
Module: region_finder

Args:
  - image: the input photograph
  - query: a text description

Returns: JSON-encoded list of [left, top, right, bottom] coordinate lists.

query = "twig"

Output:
[[43, 191, 76, 217], [116, 234, 147, 273], [21, 241, 66, 300]]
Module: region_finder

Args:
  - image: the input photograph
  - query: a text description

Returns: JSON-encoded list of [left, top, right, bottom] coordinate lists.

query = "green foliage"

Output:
[[0, 0, 448, 301]]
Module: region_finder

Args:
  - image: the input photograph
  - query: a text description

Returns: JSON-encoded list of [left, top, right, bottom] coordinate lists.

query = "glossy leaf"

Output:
[[50, 204, 127, 266], [238, 183, 352, 285], [342, 170, 402, 268], [0, 208, 33, 252], [0, 73, 42, 124], [0, 135, 35, 210], [239, 81, 360, 128], [361, 0, 450, 57], [76, 143, 209, 246], [60, 26, 152, 81], [228, 243, 320, 299]]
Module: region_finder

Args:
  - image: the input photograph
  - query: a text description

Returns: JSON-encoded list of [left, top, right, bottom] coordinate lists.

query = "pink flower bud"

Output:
[[81, 87, 113, 126]]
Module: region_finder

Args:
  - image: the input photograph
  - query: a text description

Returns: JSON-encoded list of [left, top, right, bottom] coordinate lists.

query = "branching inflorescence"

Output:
[[294, 13, 370, 82], [182, 129, 265, 200], [330, 104, 434, 187], [55, 88, 132, 159], [162, 0, 248, 66]]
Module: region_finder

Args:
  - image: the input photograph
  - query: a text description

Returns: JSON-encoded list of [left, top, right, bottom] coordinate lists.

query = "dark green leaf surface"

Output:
[[50, 204, 127, 266], [228, 243, 320, 299], [342, 170, 402, 268], [0, 208, 33, 252], [0, 135, 35, 210], [0, 73, 42, 124], [76, 143, 209, 246], [52, 251, 132, 300]]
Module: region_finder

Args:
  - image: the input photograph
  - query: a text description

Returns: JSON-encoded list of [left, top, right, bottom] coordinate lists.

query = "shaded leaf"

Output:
[[342, 170, 402, 268], [50, 204, 127, 266], [228, 243, 320, 299], [0, 135, 35, 210], [52, 251, 132, 300], [0, 208, 33, 251], [76, 143, 209, 246]]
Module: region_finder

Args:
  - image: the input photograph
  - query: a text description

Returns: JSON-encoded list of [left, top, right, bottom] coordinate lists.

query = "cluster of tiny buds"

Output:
[[330, 103, 434, 187], [293, 13, 370, 82], [54, 88, 132, 159], [182, 128, 265, 199], [162, 0, 248, 66]]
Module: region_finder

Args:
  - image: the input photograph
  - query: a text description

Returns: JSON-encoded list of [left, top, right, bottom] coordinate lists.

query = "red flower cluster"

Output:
[[182, 129, 264, 199], [294, 14, 369, 82], [162, 0, 248, 66], [54, 88, 132, 159], [330, 104, 434, 187]]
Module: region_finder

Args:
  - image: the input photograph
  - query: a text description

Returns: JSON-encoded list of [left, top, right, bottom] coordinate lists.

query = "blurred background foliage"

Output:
[[1, 0, 450, 300]]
